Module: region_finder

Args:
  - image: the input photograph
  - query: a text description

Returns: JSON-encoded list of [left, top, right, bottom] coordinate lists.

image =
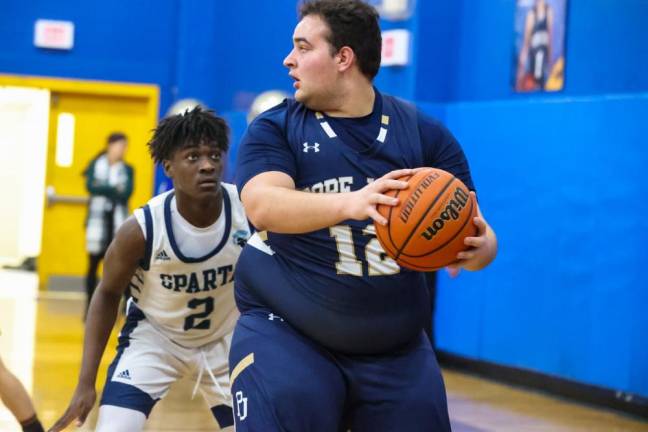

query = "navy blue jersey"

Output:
[[235, 89, 473, 354]]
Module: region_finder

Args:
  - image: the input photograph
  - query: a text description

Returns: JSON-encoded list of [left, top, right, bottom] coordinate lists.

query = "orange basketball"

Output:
[[375, 168, 478, 271]]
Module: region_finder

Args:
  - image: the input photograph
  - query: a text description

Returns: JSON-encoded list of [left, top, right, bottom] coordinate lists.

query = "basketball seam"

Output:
[[385, 175, 410, 253], [399, 195, 475, 258], [395, 176, 457, 260]]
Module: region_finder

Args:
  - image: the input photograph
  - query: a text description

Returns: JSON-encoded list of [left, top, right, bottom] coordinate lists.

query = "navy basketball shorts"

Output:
[[229, 308, 451, 431]]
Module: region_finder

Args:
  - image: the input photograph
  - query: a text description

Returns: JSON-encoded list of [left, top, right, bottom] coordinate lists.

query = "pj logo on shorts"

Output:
[[236, 391, 248, 421]]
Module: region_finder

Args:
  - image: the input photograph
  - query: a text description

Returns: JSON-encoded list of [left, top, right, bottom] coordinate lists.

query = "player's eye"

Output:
[[211, 153, 221, 161], [187, 153, 199, 161]]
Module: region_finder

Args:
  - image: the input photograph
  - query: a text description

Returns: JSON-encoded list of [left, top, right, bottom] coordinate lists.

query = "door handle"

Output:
[[45, 186, 89, 207]]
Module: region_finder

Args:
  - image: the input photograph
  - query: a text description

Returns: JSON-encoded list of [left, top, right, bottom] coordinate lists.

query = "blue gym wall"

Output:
[[433, 94, 648, 397], [415, 0, 648, 400], [1, 0, 647, 398]]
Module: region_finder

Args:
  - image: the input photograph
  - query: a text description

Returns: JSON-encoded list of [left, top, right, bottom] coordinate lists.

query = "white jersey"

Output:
[[129, 183, 250, 348]]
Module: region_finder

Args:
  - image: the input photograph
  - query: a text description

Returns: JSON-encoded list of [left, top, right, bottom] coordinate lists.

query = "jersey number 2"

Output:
[[330, 224, 399, 276], [184, 297, 214, 331]]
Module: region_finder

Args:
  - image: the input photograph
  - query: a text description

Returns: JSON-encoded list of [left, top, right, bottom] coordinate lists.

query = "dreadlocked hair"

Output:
[[148, 106, 230, 163]]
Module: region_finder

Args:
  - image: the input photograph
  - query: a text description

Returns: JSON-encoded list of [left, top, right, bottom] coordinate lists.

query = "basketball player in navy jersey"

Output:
[[49, 107, 250, 432], [230, 1, 497, 430]]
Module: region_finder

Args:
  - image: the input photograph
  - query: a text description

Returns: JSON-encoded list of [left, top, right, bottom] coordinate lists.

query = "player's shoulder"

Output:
[[131, 190, 174, 240], [142, 189, 174, 212], [113, 215, 146, 254], [381, 92, 431, 125], [133, 190, 173, 224], [382, 91, 454, 142], [248, 99, 288, 127], [222, 182, 246, 209], [247, 97, 309, 131]]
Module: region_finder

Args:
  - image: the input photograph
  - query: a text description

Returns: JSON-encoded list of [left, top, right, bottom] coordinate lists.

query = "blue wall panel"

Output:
[[209, 0, 297, 112], [433, 94, 648, 395], [414, 1, 463, 102]]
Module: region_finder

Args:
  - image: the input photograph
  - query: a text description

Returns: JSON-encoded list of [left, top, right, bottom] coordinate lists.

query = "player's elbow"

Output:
[[241, 195, 271, 231], [245, 206, 270, 231], [241, 183, 278, 231]]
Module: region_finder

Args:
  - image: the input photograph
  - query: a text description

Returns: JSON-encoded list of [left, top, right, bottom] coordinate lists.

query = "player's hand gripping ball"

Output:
[[375, 168, 477, 271]]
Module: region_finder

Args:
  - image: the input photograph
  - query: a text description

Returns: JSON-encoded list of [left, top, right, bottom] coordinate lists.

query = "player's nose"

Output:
[[198, 156, 217, 173], [283, 49, 296, 69]]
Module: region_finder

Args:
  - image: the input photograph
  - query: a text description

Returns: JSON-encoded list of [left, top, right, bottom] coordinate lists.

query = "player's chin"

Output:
[[294, 88, 306, 102]]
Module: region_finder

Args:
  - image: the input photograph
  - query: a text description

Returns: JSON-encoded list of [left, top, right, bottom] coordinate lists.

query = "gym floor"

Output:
[[1, 270, 646, 431]]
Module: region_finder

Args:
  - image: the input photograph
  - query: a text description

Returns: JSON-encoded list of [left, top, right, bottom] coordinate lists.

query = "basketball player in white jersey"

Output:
[[49, 107, 249, 432]]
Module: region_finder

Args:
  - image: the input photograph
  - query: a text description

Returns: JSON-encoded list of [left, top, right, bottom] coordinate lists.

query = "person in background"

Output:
[[83, 132, 134, 318], [516, 0, 554, 91]]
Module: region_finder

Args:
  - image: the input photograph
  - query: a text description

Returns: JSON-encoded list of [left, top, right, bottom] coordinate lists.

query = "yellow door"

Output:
[[0, 75, 159, 290]]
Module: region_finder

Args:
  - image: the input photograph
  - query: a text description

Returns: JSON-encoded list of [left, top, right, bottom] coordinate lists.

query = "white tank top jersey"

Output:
[[131, 183, 250, 348]]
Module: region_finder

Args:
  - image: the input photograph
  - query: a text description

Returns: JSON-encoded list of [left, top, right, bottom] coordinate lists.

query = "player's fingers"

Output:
[[410, 167, 430, 174], [445, 266, 461, 278], [457, 250, 475, 260], [470, 191, 485, 218], [77, 406, 91, 425], [372, 193, 399, 206], [375, 178, 408, 191], [368, 207, 388, 226], [464, 236, 484, 248], [472, 216, 487, 234], [48, 410, 75, 432], [382, 168, 416, 180]]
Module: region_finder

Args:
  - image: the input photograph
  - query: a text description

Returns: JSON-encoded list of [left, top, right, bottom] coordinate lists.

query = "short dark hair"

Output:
[[299, 0, 382, 80], [107, 132, 127, 144], [148, 106, 230, 164]]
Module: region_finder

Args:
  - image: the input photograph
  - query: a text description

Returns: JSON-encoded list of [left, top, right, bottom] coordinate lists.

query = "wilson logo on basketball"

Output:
[[375, 167, 477, 271], [420, 187, 470, 241], [399, 172, 440, 224]]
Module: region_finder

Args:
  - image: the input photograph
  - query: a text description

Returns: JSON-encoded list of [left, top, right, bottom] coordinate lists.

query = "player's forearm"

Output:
[[77, 288, 121, 387], [245, 185, 350, 233]]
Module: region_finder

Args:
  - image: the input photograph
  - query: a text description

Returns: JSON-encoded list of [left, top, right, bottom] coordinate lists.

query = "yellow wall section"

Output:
[[0, 74, 159, 288]]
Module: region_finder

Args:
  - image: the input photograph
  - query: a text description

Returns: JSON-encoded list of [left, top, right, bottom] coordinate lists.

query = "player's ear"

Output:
[[336, 46, 354, 72], [162, 159, 173, 177]]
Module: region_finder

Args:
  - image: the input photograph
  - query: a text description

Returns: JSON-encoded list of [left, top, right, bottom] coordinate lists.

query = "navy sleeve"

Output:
[[235, 102, 297, 194], [417, 110, 475, 191]]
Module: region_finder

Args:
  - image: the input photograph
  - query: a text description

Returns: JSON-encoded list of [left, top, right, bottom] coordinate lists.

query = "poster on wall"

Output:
[[512, 0, 568, 92]]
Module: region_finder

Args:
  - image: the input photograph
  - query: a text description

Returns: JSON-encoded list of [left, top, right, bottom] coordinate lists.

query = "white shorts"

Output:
[[100, 308, 232, 422]]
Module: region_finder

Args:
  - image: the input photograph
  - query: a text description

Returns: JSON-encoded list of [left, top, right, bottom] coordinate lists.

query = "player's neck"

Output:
[[175, 192, 223, 228], [324, 81, 375, 118]]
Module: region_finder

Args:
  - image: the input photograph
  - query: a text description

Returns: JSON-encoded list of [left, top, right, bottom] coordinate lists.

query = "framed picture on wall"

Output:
[[512, 0, 568, 92]]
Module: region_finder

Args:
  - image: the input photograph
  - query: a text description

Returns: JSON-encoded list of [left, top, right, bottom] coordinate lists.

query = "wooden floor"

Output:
[[0, 270, 646, 431]]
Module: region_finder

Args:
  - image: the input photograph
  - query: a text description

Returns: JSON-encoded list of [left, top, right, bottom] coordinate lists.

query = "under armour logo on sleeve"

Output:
[[303, 142, 320, 153]]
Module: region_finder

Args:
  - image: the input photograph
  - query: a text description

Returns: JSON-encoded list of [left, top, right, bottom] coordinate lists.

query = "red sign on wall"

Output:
[[34, 20, 74, 50]]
